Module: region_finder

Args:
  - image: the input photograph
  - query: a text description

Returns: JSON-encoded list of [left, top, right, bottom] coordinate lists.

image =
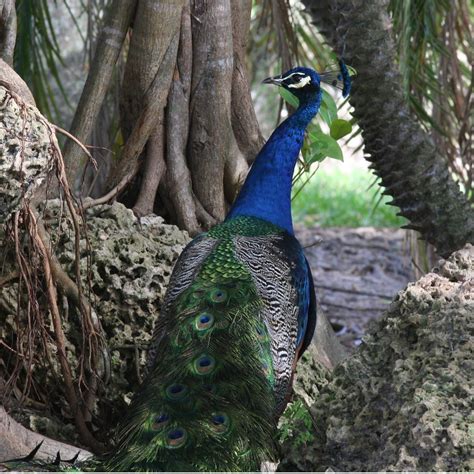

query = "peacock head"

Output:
[[262, 66, 321, 102], [262, 62, 352, 103]]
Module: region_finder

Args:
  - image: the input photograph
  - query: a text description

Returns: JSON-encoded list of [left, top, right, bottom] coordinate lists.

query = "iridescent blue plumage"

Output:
[[227, 67, 322, 234]]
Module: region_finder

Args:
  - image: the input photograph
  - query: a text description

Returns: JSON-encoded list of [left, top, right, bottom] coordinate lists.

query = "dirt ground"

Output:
[[296, 226, 415, 350]]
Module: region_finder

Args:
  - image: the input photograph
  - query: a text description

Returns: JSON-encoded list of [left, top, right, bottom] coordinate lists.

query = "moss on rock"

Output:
[[280, 245, 473, 471]]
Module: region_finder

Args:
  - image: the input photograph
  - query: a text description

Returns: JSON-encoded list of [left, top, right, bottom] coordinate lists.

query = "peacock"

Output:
[[1, 63, 350, 472], [104, 64, 351, 471]]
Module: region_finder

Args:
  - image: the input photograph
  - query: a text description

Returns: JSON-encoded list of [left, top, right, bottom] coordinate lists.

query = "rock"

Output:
[[0, 201, 190, 444], [279, 244, 473, 472], [0, 86, 52, 222]]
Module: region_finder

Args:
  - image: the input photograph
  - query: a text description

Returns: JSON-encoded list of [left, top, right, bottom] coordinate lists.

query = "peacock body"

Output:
[[106, 215, 315, 471], [105, 65, 350, 471]]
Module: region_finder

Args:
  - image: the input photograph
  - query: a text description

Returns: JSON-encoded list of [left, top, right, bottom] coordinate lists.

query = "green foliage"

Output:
[[330, 118, 353, 140], [279, 80, 355, 196], [278, 399, 315, 447], [292, 167, 408, 228], [279, 88, 347, 165], [389, 0, 473, 199], [14, 0, 82, 120], [307, 130, 343, 161], [279, 87, 299, 108]]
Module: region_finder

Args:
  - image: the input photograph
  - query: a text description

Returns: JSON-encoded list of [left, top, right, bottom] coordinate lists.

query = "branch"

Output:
[[0, 0, 16, 65], [53, 125, 97, 171], [81, 167, 138, 209], [0, 62, 35, 106], [62, 0, 137, 184], [0, 406, 93, 463]]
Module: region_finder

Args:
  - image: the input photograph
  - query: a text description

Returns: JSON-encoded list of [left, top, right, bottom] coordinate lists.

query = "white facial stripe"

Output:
[[280, 72, 306, 81], [288, 75, 312, 89]]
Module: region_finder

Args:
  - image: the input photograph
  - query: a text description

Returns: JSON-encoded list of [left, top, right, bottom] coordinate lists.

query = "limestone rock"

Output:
[[0, 201, 190, 443], [280, 244, 473, 471], [0, 87, 52, 222]]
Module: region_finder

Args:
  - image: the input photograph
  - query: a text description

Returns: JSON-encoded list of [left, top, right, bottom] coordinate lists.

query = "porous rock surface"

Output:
[[0, 86, 52, 222], [280, 244, 473, 471], [0, 201, 190, 442]]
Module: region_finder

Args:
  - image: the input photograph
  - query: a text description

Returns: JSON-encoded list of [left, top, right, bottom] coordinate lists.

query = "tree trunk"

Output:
[[302, 0, 474, 258], [187, 0, 234, 221], [62, 0, 137, 185], [100, 0, 260, 232], [230, 0, 264, 164], [0, 0, 16, 66]]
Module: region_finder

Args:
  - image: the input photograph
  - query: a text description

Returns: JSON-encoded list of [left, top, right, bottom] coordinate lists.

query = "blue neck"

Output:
[[226, 93, 321, 234]]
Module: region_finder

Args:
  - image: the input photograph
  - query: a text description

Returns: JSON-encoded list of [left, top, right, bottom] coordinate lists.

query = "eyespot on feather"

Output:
[[166, 428, 187, 449], [194, 354, 216, 375], [195, 312, 214, 331], [165, 383, 188, 401], [151, 413, 170, 431], [210, 413, 230, 435], [209, 288, 228, 303]]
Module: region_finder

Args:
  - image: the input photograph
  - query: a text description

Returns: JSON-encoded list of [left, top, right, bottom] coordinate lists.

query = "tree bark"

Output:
[[107, 31, 180, 188], [188, 0, 235, 221], [302, 0, 474, 258], [119, 0, 184, 140], [0, 407, 93, 463], [116, 0, 184, 215], [0, 59, 34, 105], [133, 114, 167, 216], [230, 0, 264, 164], [62, 0, 137, 185], [0, 0, 16, 66], [166, 4, 202, 234]]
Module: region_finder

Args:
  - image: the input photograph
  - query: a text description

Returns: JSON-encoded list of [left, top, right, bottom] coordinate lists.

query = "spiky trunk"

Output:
[[302, 0, 474, 258]]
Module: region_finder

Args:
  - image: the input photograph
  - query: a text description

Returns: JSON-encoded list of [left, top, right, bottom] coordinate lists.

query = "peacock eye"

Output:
[[294, 76, 302, 82]]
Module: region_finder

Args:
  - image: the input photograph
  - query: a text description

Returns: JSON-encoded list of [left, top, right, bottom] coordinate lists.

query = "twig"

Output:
[[28, 207, 102, 451], [52, 125, 98, 170], [81, 165, 139, 209]]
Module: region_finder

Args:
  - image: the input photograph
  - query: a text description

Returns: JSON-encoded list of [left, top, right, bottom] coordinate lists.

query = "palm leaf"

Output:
[[14, 0, 85, 120]]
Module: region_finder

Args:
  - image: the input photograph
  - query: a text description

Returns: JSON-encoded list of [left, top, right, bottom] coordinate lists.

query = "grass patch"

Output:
[[292, 166, 408, 228]]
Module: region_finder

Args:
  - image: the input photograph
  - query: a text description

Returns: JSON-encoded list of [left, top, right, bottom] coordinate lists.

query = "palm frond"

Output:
[[389, 0, 473, 199], [14, 0, 85, 120]]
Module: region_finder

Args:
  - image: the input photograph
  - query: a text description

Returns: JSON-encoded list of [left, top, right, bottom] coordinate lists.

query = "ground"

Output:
[[297, 225, 413, 350]]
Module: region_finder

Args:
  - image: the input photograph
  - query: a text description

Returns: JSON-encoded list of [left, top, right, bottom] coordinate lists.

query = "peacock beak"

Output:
[[262, 75, 283, 86]]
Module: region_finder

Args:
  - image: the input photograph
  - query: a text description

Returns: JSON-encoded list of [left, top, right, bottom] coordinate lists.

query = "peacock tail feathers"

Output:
[[105, 217, 288, 471]]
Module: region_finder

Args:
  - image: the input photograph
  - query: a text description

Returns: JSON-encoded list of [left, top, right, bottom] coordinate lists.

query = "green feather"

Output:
[[105, 218, 280, 471]]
